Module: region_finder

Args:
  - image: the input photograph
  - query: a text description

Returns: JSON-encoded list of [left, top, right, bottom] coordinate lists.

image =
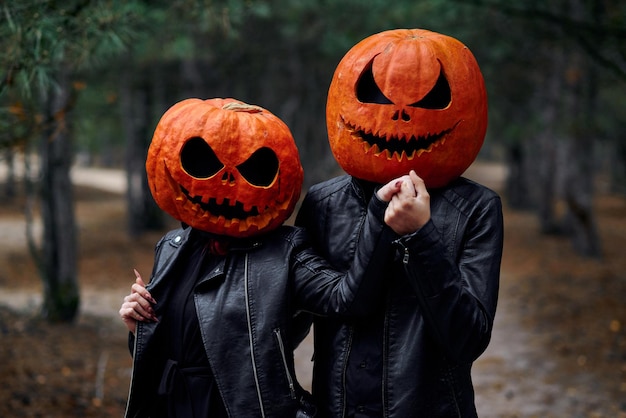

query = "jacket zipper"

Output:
[[273, 328, 297, 399], [340, 327, 354, 418], [244, 253, 266, 418], [382, 303, 390, 418], [123, 324, 141, 418], [444, 366, 463, 417]]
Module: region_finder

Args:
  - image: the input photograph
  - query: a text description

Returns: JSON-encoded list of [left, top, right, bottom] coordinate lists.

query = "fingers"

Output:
[[383, 170, 431, 235], [409, 170, 428, 199], [131, 281, 158, 305], [133, 269, 146, 287], [397, 176, 417, 199], [119, 269, 159, 334], [131, 269, 157, 305], [376, 178, 403, 202], [377, 171, 427, 202], [122, 292, 158, 322]]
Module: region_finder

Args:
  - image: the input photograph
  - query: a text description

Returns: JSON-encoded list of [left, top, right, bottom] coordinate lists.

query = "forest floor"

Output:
[[0, 163, 625, 417]]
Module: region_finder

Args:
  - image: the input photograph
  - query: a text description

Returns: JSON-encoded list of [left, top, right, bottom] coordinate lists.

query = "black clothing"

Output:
[[124, 195, 396, 418], [296, 175, 504, 418], [165, 239, 209, 367], [344, 314, 384, 418], [158, 240, 226, 417]]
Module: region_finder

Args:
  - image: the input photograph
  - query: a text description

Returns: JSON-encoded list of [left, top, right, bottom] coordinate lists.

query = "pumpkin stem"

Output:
[[222, 102, 264, 114]]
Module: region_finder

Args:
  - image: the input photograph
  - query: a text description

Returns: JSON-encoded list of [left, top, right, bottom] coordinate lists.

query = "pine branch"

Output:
[[455, 0, 626, 81]]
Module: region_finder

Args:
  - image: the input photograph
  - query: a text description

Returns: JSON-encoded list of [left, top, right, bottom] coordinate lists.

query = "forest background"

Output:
[[2, 0, 625, 322], [0, 0, 625, 416]]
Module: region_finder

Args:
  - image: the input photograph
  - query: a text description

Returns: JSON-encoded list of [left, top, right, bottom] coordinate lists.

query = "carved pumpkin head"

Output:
[[146, 98, 303, 238], [326, 29, 488, 188]]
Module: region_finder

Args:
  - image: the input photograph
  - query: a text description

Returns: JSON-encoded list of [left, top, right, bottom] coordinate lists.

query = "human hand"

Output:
[[376, 177, 406, 202], [119, 269, 158, 335], [384, 170, 431, 235]]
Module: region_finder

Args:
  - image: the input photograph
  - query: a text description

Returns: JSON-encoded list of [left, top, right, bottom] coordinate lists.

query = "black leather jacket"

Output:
[[124, 196, 396, 418], [296, 175, 503, 418]]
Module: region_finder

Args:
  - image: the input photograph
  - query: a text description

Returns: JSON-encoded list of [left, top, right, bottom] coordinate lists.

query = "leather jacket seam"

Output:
[[244, 252, 266, 418]]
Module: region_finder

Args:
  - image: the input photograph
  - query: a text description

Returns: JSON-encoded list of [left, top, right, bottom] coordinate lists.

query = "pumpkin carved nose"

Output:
[[392, 109, 411, 122], [221, 171, 236, 185]]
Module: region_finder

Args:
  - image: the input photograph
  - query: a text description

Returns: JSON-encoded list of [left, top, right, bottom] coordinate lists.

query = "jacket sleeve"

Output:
[[400, 194, 503, 363], [292, 194, 397, 317]]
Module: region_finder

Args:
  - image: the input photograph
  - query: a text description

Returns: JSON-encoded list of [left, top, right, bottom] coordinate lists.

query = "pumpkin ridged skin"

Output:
[[147, 98, 303, 237], [326, 29, 488, 188]]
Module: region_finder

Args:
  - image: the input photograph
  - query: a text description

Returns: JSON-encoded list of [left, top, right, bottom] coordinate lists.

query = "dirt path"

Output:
[[473, 273, 613, 417], [1, 161, 624, 417]]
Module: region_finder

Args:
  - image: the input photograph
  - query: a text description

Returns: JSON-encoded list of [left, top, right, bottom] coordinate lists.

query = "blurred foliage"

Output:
[[0, 1, 142, 96], [0, 0, 144, 153]]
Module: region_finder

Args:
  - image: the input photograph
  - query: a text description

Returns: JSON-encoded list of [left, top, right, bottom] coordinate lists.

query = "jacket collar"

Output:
[[351, 176, 379, 201]]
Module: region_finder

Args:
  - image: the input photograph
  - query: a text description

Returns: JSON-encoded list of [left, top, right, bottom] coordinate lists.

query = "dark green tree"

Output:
[[456, 0, 626, 257], [0, 0, 141, 322]]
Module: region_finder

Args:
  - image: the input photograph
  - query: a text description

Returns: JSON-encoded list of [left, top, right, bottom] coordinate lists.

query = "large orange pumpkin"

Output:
[[326, 29, 488, 188], [146, 98, 303, 237]]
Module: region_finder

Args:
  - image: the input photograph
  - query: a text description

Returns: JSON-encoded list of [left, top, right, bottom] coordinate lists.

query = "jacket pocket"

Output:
[[273, 328, 297, 400]]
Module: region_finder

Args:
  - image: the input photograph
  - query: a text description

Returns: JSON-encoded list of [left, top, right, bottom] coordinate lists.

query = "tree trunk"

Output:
[[273, 43, 337, 186], [560, 0, 602, 257], [120, 67, 164, 237], [505, 142, 532, 209], [610, 141, 626, 194], [38, 70, 79, 323], [533, 47, 564, 234], [3, 147, 16, 198]]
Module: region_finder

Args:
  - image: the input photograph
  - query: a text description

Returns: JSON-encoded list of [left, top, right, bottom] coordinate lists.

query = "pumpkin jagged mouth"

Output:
[[162, 163, 292, 233], [180, 186, 259, 219], [345, 119, 460, 160]]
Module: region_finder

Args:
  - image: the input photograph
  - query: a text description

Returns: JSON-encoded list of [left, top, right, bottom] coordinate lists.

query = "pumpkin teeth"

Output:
[[167, 165, 289, 233], [178, 186, 260, 220], [278, 197, 291, 210], [188, 200, 200, 212], [344, 118, 459, 161], [357, 124, 370, 135], [258, 211, 273, 228]]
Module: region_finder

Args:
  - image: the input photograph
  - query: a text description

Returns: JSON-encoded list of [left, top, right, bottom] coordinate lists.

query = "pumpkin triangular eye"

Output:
[[410, 66, 451, 109], [237, 147, 279, 187], [181, 136, 224, 179], [356, 58, 393, 105]]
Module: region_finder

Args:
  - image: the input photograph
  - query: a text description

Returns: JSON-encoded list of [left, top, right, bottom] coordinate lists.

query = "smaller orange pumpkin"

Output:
[[146, 98, 303, 237], [326, 29, 488, 188]]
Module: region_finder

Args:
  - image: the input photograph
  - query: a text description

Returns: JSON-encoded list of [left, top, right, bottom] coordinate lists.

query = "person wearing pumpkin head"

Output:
[[295, 29, 504, 417], [118, 97, 416, 418]]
